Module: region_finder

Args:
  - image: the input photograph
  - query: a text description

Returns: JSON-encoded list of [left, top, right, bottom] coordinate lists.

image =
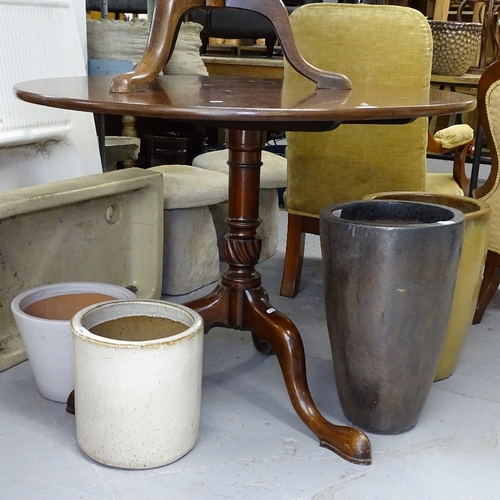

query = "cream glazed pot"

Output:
[[71, 299, 204, 469]]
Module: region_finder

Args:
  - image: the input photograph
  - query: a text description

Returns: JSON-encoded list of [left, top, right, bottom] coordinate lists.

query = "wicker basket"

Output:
[[429, 20, 482, 76]]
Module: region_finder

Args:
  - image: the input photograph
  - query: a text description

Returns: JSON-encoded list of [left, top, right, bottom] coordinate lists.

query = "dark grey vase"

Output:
[[319, 200, 464, 434]]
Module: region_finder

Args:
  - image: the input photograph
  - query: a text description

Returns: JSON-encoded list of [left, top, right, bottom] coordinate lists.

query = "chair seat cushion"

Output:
[[425, 172, 464, 196], [150, 164, 228, 209], [192, 149, 287, 188]]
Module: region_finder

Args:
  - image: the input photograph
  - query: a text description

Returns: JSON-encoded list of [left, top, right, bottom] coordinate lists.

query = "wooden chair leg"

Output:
[[473, 250, 500, 324], [265, 36, 277, 58], [280, 213, 320, 298], [280, 213, 306, 298]]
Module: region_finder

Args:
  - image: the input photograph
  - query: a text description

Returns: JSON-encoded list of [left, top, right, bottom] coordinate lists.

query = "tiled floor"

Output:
[[2, 201, 500, 499]]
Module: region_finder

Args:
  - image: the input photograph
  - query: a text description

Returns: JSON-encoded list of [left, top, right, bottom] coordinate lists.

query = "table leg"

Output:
[[185, 129, 372, 465], [109, 0, 351, 93], [110, 0, 206, 93]]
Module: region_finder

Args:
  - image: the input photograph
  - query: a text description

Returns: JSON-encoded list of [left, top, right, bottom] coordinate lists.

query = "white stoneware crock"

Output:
[[70, 299, 204, 469]]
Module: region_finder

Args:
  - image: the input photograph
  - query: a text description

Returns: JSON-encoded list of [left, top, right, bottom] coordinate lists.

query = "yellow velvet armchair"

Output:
[[472, 59, 500, 323], [280, 3, 474, 298]]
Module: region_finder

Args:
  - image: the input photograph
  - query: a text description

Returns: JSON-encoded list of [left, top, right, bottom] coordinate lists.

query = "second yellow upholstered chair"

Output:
[[472, 60, 500, 323], [280, 3, 473, 297]]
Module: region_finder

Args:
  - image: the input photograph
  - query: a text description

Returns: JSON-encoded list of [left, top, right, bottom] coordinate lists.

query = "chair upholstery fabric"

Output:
[[434, 124, 474, 149], [284, 4, 461, 219], [477, 77, 500, 255], [468, 59, 500, 323]]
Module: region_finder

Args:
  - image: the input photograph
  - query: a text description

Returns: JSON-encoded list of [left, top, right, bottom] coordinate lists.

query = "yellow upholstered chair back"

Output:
[[475, 64, 500, 254], [284, 4, 432, 217], [471, 59, 500, 322]]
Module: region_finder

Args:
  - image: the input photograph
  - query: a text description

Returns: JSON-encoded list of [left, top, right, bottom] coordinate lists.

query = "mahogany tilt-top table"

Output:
[[15, 74, 475, 466], [14, 0, 476, 468]]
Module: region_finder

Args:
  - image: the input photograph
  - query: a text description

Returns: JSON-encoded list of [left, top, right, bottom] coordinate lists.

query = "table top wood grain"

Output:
[[15, 75, 477, 131]]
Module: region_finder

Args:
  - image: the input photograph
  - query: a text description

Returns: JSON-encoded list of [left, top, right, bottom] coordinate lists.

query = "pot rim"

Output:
[[428, 20, 483, 28], [11, 281, 136, 323], [364, 191, 491, 222], [71, 299, 203, 347], [321, 199, 465, 228]]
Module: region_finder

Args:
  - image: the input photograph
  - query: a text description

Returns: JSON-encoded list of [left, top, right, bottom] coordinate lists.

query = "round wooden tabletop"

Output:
[[15, 75, 477, 131]]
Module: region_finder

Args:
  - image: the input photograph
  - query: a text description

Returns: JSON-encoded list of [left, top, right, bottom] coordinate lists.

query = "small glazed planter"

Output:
[[71, 299, 204, 469], [10, 282, 135, 403], [320, 200, 464, 434], [429, 20, 482, 76], [365, 192, 491, 381]]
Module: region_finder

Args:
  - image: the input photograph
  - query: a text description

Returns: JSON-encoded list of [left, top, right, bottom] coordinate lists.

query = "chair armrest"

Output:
[[427, 124, 475, 194], [432, 124, 474, 149]]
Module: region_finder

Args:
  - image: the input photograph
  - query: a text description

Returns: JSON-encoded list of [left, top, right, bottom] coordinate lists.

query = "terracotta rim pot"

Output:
[[10, 282, 136, 402]]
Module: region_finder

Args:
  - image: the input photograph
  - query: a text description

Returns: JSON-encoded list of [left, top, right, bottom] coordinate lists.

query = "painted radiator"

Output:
[[0, 0, 102, 190]]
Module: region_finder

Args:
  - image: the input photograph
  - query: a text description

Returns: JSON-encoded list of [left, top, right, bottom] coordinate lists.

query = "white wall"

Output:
[[73, 0, 87, 63], [0, 0, 101, 190]]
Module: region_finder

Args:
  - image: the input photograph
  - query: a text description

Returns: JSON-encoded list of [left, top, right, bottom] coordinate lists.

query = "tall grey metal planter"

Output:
[[319, 200, 464, 434]]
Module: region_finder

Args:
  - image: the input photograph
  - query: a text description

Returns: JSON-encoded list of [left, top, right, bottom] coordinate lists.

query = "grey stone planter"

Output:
[[319, 200, 464, 434]]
